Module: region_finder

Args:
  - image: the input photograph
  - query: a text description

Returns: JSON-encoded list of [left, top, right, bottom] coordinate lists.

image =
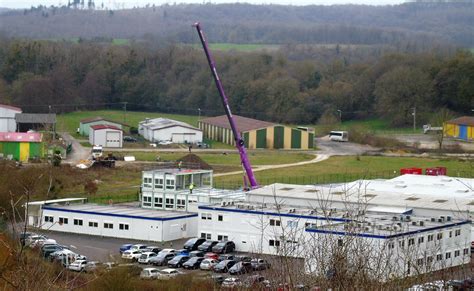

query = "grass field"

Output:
[[213, 156, 474, 187], [307, 119, 415, 136], [188, 43, 280, 52], [106, 151, 315, 165]]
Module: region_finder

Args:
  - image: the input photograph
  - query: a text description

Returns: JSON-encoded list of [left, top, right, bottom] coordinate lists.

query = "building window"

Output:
[[287, 220, 298, 228], [427, 256, 433, 264], [104, 223, 113, 229], [455, 229, 461, 236], [269, 239, 280, 247], [73, 219, 83, 226], [201, 213, 212, 220], [408, 238, 415, 246], [337, 239, 343, 247], [143, 196, 152, 207], [388, 242, 395, 249], [119, 223, 129, 230], [165, 179, 175, 190], [143, 177, 152, 188], [437, 233, 443, 240], [305, 222, 317, 229], [436, 254, 443, 261], [417, 258, 423, 266], [59, 217, 68, 225], [449, 231, 453, 238], [218, 215, 223, 221], [445, 252, 451, 259], [44, 215, 53, 223], [454, 250, 460, 257], [165, 198, 174, 208], [177, 199, 186, 209], [88, 221, 98, 227], [217, 235, 228, 241], [154, 197, 163, 208], [427, 234, 434, 242], [398, 240, 405, 249], [154, 178, 164, 189], [463, 248, 469, 255], [418, 236, 424, 244], [269, 219, 281, 226], [200, 232, 211, 240]]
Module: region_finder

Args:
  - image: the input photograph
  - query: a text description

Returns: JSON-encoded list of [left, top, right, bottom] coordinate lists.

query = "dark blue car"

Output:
[[119, 244, 133, 254]]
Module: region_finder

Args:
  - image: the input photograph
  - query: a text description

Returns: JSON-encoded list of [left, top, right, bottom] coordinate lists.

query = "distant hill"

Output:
[[0, 2, 473, 47]]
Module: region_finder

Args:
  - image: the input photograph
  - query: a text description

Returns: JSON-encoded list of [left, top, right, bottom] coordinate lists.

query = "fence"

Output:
[[87, 193, 139, 205]]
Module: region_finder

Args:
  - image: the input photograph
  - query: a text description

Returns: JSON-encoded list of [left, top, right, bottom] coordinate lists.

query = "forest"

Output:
[[0, 38, 472, 126], [0, 2, 473, 48]]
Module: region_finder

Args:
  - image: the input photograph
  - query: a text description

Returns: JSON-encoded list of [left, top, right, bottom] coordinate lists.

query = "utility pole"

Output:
[[198, 108, 201, 120], [121, 102, 128, 124], [412, 106, 416, 132], [337, 109, 342, 123]]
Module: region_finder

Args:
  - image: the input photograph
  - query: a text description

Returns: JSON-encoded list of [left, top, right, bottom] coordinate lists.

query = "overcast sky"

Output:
[[1, 0, 407, 9]]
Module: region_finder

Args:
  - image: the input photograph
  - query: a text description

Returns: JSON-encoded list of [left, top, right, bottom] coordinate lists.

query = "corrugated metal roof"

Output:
[[446, 116, 474, 126], [90, 124, 122, 131], [80, 117, 129, 126], [0, 104, 22, 112], [200, 115, 275, 132], [0, 132, 43, 142], [140, 118, 200, 131], [15, 113, 56, 124]]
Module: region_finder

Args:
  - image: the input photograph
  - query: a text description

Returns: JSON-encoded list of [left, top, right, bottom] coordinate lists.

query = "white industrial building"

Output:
[[40, 204, 198, 242], [89, 124, 123, 148], [197, 201, 471, 280], [79, 117, 127, 136], [0, 104, 22, 132], [138, 118, 202, 143], [141, 168, 245, 212]]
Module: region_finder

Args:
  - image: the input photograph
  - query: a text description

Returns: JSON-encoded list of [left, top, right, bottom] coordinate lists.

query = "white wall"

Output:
[[146, 126, 202, 143], [0, 107, 21, 132], [89, 128, 123, 148], [40, 208, 197, 242]]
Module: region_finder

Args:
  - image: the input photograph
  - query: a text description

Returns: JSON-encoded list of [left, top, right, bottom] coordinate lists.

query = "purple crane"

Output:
[[193, 22, 258, 189]]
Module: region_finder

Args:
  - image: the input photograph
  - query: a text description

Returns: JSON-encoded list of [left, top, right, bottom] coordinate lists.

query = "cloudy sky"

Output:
[[1, 0, 407, 9]]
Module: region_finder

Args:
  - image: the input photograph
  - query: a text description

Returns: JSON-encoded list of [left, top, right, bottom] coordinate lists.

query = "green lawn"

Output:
[[112, 38, 130, 45], [214, 156, 474, 188], [106, 151, 315, 165], [307, 119, 415, 136]]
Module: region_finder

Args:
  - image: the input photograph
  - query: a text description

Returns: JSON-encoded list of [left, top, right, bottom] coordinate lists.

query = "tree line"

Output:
[[0, 39, 472, 126]]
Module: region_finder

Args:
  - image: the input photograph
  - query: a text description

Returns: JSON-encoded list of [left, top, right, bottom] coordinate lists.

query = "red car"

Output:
[[204, 252, 219, 260]]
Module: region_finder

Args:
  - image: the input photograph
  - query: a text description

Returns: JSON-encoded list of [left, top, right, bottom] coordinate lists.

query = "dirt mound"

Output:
[[178, 154, 213, 170]]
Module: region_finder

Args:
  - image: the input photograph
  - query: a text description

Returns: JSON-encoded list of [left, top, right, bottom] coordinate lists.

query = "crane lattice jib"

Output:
[[193, 22, 258, 189]]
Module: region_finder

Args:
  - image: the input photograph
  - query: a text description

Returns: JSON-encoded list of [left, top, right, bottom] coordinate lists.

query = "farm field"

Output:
[[188, 42, 280, 52], [213, 156, 474, 188]]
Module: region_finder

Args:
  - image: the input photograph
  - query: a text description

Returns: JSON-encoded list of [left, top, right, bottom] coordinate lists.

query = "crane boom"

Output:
[[193, 22, 258, 189]]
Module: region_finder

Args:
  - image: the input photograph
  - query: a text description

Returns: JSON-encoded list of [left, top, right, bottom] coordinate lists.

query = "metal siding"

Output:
[[243, 132, 249, 148], [308, 133, 314, 148], [291, 129, 302, 149], [256, 128, 267, 148], [0, 142, 3, 153], [249, 130, 257, 149], [284, 127, 292, 149], [469, 126, 474, 140], [301, 131, 309, 149], [266, 126, 274, 149], [20, 142, 30, 161], [4, 142, 20, 160], [273, 126, 284, 149], [29, 142, 41, 158]]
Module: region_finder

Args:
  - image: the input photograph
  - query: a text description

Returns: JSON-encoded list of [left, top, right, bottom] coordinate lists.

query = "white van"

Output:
[[329, 131, 349, 142]]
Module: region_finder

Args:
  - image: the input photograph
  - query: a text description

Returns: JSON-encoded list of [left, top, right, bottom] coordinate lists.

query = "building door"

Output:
[[459, 125, 468, 140], [106, 131, 121, 147]]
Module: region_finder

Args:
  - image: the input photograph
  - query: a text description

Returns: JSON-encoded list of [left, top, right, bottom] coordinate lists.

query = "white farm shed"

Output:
[[40, 204, 198, 242], [138, 118, 202, 143], [89, 124, 123, 148], [0, 104, 22, 132]]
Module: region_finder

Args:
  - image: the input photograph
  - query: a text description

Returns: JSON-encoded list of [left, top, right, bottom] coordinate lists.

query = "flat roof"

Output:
[[42, 204, 198, 221], [246, 174, 474, 213], [143, 168, 213, 175], [27, 198, 87, 206], [143, 188, 246, 200]]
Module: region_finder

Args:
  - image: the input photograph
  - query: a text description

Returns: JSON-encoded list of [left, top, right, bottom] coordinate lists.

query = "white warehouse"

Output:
[[0, 104, 22, 132], [40, 204, 198, 242], [89, 124, 123, 148], [138, 118, 202, 143]]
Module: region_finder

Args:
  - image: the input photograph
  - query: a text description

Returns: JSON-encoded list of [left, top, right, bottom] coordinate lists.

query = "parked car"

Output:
[[19, 231, 35, 245], [34, 239, 57, 249], [68, 259, 88, 272], [212, 241, 236, 254], [204, 252, 219, 260], [26, 234, 47, 246], [251, 259, 271, 271], [183, 237, 206, 251], [234, 255, 252, 262], [41, 244, 66, 258], [183, 257, 204, 270], [176, 249, 189, 256], [119, 244, 133, 254], [229, 261, 253, 275], [84, 261, 100, 273], [200, 258, 219, 271], [196, 142, 209, 149], [138, 252, 157, 264], [123, 136, 137, 142], [140, 267, 160, 279], [198, 240, 219, 252], [149, 253, 175, 266], [49, 249, 78, 262], [218, 254, 235, 262], [157, 248, 176, 256], [157, 268, 182, 280], [143, 246, 161, 254], [167, 255, 190, 268], [214, 260, 237, 273], [121, 250, 142, 261], [189, 250, 205, 257], [129, 244, 148, 252], [158, 140, 173, 145], [243, 275, 266, 288], [222, 277, 242, 288], [212, 274, 226, 285]]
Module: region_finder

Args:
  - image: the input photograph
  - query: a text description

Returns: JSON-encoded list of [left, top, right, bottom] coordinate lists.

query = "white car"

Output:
[[26, 234, 47, 246], [157, 268, 182, 280], [68, 259, 88, 272], [129, 244, 147, 252], [31, 238, 57, 248], [140, 267, 160, 279], [121, 250, 142, 261], [138, 252, 157, 264], [157, 248, 176, 256], [222, 277, 242, 288], [200, 258, 218, 270], [158, 140, 173, 145]]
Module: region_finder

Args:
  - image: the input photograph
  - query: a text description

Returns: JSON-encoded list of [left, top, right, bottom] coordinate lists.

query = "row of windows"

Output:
[[44, 216, 129, 230], [143, 178, 175, 189], [416, 249, 470, 266], [388, 229, 463, 249], [143, 197, 187, 209], [201, 213, 223, 221], [200, 232, 228, 241]]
